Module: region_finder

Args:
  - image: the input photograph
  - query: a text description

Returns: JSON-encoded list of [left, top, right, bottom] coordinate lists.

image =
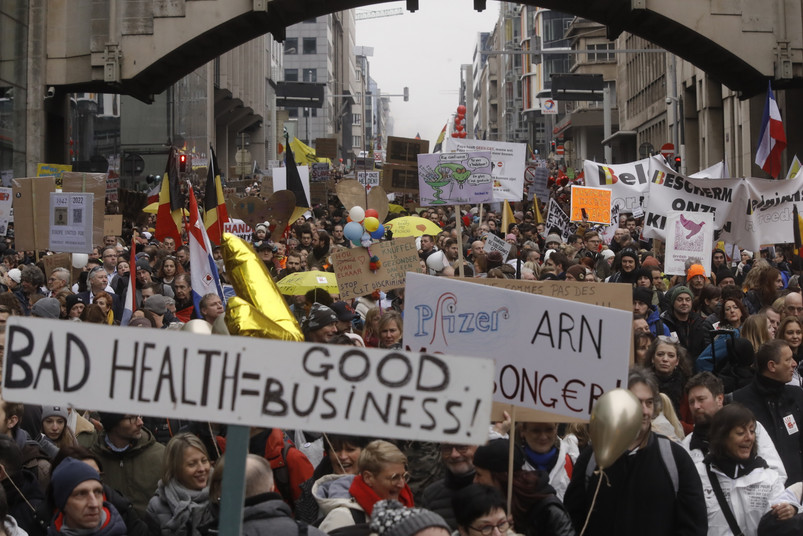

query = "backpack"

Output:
[[270, 434, 296, 507], [585, 435, 678, 495]]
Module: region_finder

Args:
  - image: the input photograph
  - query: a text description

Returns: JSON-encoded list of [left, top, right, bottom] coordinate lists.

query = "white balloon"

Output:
[[72, 253, 89, 269], [349, 206, 365, 223]]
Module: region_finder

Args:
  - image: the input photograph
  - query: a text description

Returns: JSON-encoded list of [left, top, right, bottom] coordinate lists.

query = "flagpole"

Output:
[[455, 206, 465, 277]]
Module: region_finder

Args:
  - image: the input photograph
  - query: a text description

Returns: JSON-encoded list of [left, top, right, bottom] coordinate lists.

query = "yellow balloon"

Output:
[[221, 233, 303, 341], [589, 388, 642, 469], [363, 216, 379, 233]]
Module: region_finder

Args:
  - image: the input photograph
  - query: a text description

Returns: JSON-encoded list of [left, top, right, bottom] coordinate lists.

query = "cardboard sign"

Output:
[[460, 278, 632, 312], [386, 137, 430, 166], [483, 233, 513, 259], [12, 176, 57, 251], [41, 253, 73, 284], [381, 165, 419, 193], [664, 212, 715, 276], [570, 185, 612, 224], [62, 172, 107, 247], [103, 214, 123, 238], [331, 237, 420, 300], [315, 138, 338, 160], [3, 317, 494, 444], [50, 193, 94, 253], [36, 163, 73, 187], [417, 152, 493, 206], [403, 273, 631, 420]]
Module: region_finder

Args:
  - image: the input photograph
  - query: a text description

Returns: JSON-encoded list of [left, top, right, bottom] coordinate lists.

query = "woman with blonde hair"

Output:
[[316, 440, 413, 532], [146, 432, 211, 536], [362, 307, 381, 348], [741, 313, 770, 353]]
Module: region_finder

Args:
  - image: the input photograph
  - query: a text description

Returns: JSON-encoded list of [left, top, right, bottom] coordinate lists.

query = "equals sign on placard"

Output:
[[240, 371, 261, 397]]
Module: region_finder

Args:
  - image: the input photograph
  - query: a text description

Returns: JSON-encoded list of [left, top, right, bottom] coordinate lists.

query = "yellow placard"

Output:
[[570, 185, 611, 224]]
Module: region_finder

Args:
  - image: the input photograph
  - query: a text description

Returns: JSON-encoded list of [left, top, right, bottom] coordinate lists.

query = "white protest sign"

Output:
[[223, 218, 254, 240], [3, 317, 494, 443], [357, 171, 381, 189], [584, 156, 662, 213], [483, 233, 513, 259], [546, 198, 571, 242], [272, 165, 311, 204], [0, 188, 11, 236], [443, 138, 526, 201], [49, 192, 93, 253], [403, 273, 631, 420], [664, 212, 715, 276]]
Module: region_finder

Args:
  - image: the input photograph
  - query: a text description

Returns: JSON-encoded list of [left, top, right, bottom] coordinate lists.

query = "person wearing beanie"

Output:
[[89, 413, 165, 518], [38, 406, 77, 456], [565, 264, 586, 282], [303, 302, 339, 343], [660, 285, 707, 359], [544, 234, 562, 250], [317, 440, 414, 533], [30, 298, 60, 319], [370, 500, 450, 536], [685, 264, 707, 295], [607, 248, 640, 284], [715, 265, 735, 287], [66, 294, 87, 320], [472, 439, 573, 536], [49, 457, 127, 535], [633, 287, 670, 337]]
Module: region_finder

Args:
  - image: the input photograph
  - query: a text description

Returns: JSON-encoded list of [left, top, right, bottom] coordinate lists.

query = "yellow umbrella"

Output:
[[384, 216, 442, 237], [276, 270, 338, 296], [388, 204, 405, 213], [143, 202, 190, 216]]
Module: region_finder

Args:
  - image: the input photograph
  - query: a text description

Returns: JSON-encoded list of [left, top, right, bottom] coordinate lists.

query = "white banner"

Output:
[[402, 273, 631, 420], [664, 212, 715, 276], [584, 156, 663, 213], [443, 139, 526, 201], [3, 318, 494, 444], [690, 161, 728, 179]]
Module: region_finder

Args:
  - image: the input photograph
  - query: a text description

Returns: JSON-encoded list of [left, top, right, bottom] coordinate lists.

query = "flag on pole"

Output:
[[188, 185, 224, 317], [501, 200, 516, 235], [786, 155, 802, 180], [285, 132, 309, 208], [203, 146, 229, 245], [755, 81, 786, 178], [120, 236, 137, 326], [533, 195, 545, 224], [146, 180, 161, 206], [432, 124, 447, 153], [155, 146, 185, 245]]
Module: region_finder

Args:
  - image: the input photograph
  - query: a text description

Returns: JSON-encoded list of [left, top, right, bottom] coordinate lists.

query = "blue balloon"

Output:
[[370, 224, 385, 239], [344, 221, 363, 242]]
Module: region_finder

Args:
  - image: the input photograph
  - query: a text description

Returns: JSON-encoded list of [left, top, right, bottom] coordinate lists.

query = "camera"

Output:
[[45, 87, 55, 99], [665, 97, 672, 105]]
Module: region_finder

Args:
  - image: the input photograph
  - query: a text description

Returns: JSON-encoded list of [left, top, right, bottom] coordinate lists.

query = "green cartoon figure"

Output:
[[424, 163, 471, 204]]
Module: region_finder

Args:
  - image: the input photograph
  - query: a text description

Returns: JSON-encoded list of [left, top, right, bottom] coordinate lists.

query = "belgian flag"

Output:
[[155, 146, 185, 246], [597, 165, 618, 185], [203, 145, 228, 245], [794, 205, 803, 256]]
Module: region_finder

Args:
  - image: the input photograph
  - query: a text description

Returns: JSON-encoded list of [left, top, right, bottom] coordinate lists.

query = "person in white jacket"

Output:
[[696, 403, 798, 536], [519, 422, 578, 500]]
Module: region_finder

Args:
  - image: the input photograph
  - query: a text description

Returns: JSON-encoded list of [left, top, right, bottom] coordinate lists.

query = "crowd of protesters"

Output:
[[0, 186, 802, 536]]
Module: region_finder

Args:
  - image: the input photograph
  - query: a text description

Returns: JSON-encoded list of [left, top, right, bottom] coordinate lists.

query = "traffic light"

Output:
[[179, 153, 187, 172], [674, 155, 681, 172]]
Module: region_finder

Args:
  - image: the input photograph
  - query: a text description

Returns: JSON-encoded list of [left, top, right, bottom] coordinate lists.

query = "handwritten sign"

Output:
[[483, 233, 513, 259], [49, 193, 94, 253], [331, 237, 420, 300], [36, 163, 73, 187], [224, 219, 254, 241], [3, 317, 494, 444], [417, 152, 493, 206], [403, 273, 631, 420], [103, 214, 123, 238], [459, 278, 632, 312], [546, 198, 571, 242], [357, 171, 381, 189], [570, 185, 611, 224]]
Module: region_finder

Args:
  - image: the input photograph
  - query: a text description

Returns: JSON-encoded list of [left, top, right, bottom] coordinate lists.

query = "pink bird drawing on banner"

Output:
[[679, 214, 705, 239]]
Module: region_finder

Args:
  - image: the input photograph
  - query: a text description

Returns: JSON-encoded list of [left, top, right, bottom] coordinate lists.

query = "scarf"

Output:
[[523, 445, 558, 473], [706, 452, 768, 479], [159, 479, 209, 533], [55, 506, 109, 536], [348, 475, 414, 516]]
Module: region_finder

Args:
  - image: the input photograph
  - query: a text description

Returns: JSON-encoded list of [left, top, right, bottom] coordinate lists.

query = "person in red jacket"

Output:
[[248, 427, 314, 508]]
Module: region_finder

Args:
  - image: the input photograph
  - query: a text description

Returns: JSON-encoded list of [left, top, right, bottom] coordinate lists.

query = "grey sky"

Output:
[[356, 1, 502, 145]]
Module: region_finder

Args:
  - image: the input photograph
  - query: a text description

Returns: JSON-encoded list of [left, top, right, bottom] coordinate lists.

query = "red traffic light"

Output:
[[178, 153, 188, 172]]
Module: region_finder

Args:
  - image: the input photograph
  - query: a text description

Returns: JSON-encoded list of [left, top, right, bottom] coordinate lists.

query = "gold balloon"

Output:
[[181, 319, 213, 334], [221, 233, 303, 341], [589, 388, 643, 469]]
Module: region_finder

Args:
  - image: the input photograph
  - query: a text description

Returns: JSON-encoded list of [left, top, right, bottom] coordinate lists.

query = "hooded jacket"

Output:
[[313, 474, 364, 532], [242, 492, 328, 536], [90, 428, 166, 518]]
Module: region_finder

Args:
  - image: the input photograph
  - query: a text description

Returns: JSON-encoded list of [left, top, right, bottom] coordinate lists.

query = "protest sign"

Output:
[[583, 156, 661, 213], [570, 186, 611, 224], [36, 163, 73, 187], [462, 278, 632, 312], [315, 138, 338, 160], [381, 165, 419, 194], [386, 137, 429, 166], [62, 172, 107, 247], [331, 237, 419, 300], [483, 233, 513, 259], [272, 165, 311, 204], [404, 273, 631, 420], [224, 218, 254, 241], [49, 193, 94, 253], [0, 188, 11, 236], [2, 317, 493, 443], [310, 163, 330, 183], [533, 167, 550, 200], [0, 170, 12, 188], [417, 152, 493, 206], [12, 177, 56, 252], [357, 171, 381, 190], [664, 212, 715, 276], [103, 215, 123, 238], [41, 253, 73, 284], [546, 198, 571, 242], [106, 176, 120, 202], [443, 138, 526, 201]]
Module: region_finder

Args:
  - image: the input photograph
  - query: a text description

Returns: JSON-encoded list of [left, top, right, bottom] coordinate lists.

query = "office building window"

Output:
[[353, 114, 361, 126], [288, 108, 298, 118], [302, 69, 317, 83], [284, 69, 298, 82], [284, 38, 298, 54], [303, 38, 317, 54]]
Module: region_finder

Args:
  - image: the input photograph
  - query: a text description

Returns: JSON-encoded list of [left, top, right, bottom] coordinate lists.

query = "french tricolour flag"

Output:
[[188, 186, 224, 316], [755, 81, 786, 178], [121, 236, 137, 326]]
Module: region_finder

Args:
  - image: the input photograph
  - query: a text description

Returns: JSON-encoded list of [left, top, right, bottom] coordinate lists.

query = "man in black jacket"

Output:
[[419, 442, 477, 529], [564, 367, 707, 536], [732, 339, 803, 485], [660, 285, 707, 359]]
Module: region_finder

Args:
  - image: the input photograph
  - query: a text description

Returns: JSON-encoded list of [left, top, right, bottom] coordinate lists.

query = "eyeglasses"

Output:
[[123, 415, 142, 425], [470, 519, 510, 536], [656, 335, 679, 344], [787, 306, 803, 313], [384, 471, 411, 485], [440, 444, 471, 454]]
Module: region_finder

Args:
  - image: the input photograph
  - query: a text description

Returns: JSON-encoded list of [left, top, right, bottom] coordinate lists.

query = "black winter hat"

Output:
[[633, 287, 653, 306], [472, 439, 524, 473]]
